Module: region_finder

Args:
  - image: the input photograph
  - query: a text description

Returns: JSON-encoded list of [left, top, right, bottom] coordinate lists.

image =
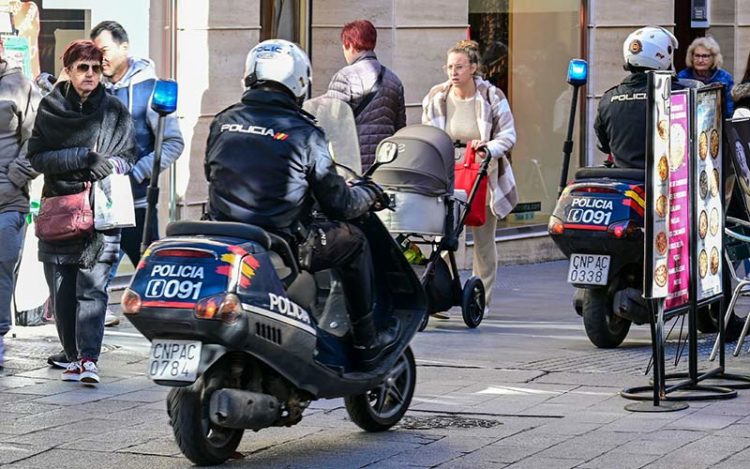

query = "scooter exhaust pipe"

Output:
[[209, 389, 281, 430]]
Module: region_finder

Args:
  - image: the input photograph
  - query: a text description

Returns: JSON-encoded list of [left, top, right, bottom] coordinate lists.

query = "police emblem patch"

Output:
[[629, 40, 642, 54]]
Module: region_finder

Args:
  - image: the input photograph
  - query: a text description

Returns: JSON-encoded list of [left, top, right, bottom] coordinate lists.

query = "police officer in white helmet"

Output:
[[594, 26, 698, 169], [204, 39, 398, 370]]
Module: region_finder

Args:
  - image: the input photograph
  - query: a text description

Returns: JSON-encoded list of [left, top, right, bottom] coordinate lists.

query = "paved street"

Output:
[[3, 261, 750, 468]]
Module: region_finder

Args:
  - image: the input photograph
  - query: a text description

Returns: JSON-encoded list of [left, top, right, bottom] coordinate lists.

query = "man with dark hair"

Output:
[[326, 19, 405, 171], [0, 35, 40, 369], [92, 20, 184, 322]]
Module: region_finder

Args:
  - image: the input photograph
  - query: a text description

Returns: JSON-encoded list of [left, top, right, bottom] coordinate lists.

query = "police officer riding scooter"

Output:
[[203, 39, 397, 370]]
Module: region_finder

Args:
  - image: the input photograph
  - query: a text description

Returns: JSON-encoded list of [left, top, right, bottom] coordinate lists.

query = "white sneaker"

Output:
[[61, 361, 82, 381], [104, 309, 120, 327], [483, 307, 490, 318], [80, 359, 100, 385]]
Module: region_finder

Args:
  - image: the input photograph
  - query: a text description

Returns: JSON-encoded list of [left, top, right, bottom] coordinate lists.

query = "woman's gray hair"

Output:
[[685, 36, 723, 70]]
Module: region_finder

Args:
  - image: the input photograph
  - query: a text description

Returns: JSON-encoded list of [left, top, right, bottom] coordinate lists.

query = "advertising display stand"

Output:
[[622, 74, 736, 411]]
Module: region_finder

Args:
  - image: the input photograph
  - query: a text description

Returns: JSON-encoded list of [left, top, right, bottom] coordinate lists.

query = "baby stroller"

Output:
[[374, 125, 492, 330]]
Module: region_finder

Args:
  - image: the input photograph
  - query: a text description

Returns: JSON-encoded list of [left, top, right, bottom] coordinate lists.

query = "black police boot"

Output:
[[351, 313, 400, 371]]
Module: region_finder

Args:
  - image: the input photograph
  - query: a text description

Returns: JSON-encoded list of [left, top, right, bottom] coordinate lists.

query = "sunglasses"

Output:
[[74, 63, 102, 74]]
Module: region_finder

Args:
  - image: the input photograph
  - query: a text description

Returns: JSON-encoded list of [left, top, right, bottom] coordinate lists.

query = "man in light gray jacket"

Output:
[[0, 36, 41, 368], [326, 19, 406, 171]]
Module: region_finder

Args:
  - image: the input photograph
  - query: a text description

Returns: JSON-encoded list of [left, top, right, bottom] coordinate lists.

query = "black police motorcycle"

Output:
[[548, 168, 648, 348], [547, 60, 650, 348], [122, 99, 426, 466]]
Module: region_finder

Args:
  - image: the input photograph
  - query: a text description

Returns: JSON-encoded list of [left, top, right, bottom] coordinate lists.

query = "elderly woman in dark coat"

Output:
[[28, 40, 135, 385]]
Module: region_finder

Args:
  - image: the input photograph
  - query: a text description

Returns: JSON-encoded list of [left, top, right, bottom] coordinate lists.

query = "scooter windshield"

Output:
[[303, 96, 362, 176]]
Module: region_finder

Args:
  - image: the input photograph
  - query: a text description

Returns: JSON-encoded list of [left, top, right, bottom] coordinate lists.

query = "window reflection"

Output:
[[469, 0, 581, 230], [261, 0, 300, 43]]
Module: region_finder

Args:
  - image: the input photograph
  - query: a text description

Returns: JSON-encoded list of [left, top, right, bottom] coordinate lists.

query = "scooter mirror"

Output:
[[376, 141, 398, 164], [567, 59, 588, 86], [363, 141, 399, 179], [151, 79, 179, 115]]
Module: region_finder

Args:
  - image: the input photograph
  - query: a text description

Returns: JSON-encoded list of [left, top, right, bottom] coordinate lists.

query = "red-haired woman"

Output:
[[28, 40, 135, 385], [326, 19, 406, 171]]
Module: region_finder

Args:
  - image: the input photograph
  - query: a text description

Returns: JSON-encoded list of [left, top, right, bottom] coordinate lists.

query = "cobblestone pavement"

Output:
[[3, 261, 750, 468]]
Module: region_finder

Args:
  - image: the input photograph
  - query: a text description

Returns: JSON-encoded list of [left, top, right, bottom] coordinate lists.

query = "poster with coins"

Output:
[[664, 91, 690, 311], [693, 85, 723, 301], [645, 72, 672, 299]]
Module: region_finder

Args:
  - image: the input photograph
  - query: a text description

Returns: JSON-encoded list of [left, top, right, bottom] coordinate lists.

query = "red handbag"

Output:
[[455, 142, 487, 226], [35, 183, 94, 242]]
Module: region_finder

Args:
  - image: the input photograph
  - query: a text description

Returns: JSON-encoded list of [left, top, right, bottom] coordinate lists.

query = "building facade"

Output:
[[20, 0, 750, 259]]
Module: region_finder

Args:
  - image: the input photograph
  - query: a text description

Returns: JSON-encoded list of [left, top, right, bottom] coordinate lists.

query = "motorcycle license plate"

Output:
[[147, 339, 201, 382], [567, 254, 610, 285]]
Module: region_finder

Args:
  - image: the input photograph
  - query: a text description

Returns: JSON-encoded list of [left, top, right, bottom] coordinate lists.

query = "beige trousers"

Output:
[[470, 203, 497, 307]]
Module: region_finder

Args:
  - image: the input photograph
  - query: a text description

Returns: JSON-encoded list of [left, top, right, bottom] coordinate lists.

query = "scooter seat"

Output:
[[574, 167, 645, 182], [166, 220, 272, 249]]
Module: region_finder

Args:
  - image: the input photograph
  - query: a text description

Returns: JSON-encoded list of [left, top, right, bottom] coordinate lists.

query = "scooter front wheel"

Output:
[[345, 346, 416, 432], [582, 287, 630, 348], [167, 373, 244, 466]]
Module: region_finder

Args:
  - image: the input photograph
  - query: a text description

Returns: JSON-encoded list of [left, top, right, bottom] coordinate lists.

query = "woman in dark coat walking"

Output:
[[28, 40, 135, 385]]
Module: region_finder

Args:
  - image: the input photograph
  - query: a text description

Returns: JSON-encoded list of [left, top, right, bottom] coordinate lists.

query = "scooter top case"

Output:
[[549, 167, 645, 262], [124, 219, 426, 399]]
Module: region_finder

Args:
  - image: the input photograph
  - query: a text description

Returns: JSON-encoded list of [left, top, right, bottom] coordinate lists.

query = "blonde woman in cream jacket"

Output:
[[422, 40, 517, 313]]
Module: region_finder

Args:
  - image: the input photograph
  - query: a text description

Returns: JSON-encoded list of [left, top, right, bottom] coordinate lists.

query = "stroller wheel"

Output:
[[461, 276, 485, 328]]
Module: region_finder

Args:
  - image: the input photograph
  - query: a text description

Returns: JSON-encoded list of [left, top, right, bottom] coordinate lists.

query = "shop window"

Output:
[[261, 0, 309, 50], [469, 0, 582, 230]]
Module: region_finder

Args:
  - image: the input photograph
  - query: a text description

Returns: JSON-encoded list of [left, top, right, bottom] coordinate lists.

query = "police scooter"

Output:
[[548, 61, 649, 348], [122, 88, 426, 466]]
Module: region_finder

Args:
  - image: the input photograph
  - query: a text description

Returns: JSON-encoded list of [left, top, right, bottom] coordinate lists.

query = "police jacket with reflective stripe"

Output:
[[594, 72, 686, 169], [204, 88, 375, 230]]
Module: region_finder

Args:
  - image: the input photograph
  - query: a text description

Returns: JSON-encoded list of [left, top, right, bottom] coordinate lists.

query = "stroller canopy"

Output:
[[373, 125, 455, 197]]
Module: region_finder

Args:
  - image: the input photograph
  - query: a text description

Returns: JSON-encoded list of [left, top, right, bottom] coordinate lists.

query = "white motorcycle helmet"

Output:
[[622, 26, 677, 71], [243, 39, 311, 100]]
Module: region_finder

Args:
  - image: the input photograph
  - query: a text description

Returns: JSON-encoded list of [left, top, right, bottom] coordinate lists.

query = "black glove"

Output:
[[87, 151, 113, 181], [358, 179, 390, 212]]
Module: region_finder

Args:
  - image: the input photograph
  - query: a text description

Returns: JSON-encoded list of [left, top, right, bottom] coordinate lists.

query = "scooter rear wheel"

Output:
[[167, 373, 244, 466], [345, 347, 416, 432], [582, 287, 630, 348]]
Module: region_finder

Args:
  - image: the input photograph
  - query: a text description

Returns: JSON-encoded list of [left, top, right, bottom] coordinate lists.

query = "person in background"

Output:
[[595, 26, 698, 170], [422, 39, 517, 316], [677, 36, 734, 117], [325, 19, 405, 171], [90, 20, 185, 327], [28, 40, 136, 384], [732, 51, 750, 118], [0, 34, 40, 369]]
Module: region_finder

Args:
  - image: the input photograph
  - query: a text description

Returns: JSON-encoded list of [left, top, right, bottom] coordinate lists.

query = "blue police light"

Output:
[[151, 79, 178, 115], [567, 59, 588, 86]]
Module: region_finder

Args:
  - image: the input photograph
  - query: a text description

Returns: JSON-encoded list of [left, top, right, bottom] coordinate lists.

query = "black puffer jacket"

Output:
[[732, 81, 750, 116], [325, 51, 406, 170], [205, 88, 376, 231], [28, 82, 136, 267], [594, 73, 690, 169]]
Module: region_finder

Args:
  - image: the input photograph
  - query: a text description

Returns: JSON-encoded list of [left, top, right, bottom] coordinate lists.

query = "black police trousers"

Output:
[[298, 221, 373, 322]]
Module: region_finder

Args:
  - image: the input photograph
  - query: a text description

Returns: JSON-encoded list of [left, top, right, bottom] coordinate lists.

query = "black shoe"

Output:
[[47, 351, 70, 369], [355, 319, 401, 371]]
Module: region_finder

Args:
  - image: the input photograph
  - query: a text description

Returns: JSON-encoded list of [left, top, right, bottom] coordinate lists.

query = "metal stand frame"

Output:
[[622, 298, 737, 412]]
